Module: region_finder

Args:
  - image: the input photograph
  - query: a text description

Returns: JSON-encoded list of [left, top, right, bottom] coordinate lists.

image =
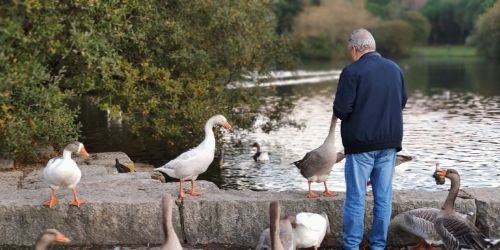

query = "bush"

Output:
[[299, 36, 334, 60], [0, 1, 295, 162], [372, 20, 414, 58], [471, 1, 500, 61], [401, 11, 431, 45]]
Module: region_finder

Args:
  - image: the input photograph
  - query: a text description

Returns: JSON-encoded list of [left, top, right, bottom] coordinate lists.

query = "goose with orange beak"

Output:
[[155, 115, 231, 198], [42, 141, 89, 208], [35, 229, 71, 250]]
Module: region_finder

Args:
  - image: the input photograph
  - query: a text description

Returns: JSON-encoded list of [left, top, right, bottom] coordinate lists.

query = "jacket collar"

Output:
[[359, 51, 380, 60]]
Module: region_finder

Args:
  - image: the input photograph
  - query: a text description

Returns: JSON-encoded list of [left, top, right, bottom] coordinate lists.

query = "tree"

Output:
[[0, 0, 295, 162], [372, 20, 414, 58], [471, 1, 500, 61]]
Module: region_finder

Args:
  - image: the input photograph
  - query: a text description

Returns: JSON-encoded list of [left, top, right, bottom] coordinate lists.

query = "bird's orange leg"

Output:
[[42, 188, 59, 208], [323, 181, 336, 197], [69, 187, 85, 207], [178, 180, 186, 198], [307, 181, 319, 199], [188, 179, 202, 196]]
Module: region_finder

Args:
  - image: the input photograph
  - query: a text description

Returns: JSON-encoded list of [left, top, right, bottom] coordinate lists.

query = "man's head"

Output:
[[348, 28, 376, 61]]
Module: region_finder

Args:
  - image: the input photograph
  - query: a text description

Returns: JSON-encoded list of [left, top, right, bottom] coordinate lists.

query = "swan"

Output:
[[160, 194, 183, 250], [155, 114, 231, 198], [293, 114, 338, 198], [433, 167, 500, 250], [42, 141, 89, 208], [293, 212, 329, 250], [35, 229, 71, 250], [252, 142, 270, 162]]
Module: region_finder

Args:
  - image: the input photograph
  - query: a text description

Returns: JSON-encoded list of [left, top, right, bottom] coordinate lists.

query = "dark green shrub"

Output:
[[401, 11, 431, 45], [299, 36, 334, 61], [471, 1, 500, 61], [372, 20, 414, 58]]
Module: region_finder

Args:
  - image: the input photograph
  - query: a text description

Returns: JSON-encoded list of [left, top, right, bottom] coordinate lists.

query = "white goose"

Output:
[[252, 142, 270, 162], [42, 141, 89, 208], [293, 212, 329, 250], [35, 229, 71, 250], [155, 115, 231, 198]]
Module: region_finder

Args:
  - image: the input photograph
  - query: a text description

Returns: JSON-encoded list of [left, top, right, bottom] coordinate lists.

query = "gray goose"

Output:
[[434, 168, 499, 250], [293, 114, 338, 198], [35, 229, 70, 250], [388, 164, 475, 249], [270, 201, 295, 250], [161, 194, 183, 250]]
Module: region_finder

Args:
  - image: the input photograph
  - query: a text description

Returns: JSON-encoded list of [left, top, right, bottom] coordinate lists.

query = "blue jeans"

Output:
[[342, 148, 396, 250]]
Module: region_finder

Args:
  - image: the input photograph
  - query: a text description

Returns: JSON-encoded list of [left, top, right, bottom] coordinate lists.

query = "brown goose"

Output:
[[293, 114, 338, 198], [35, 229, 71, 250], [270, 201, 295, 250], [434, 168, 499, 250], [160, 194, 183, 250]]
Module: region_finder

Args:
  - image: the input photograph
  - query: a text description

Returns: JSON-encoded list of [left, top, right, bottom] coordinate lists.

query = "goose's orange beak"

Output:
[[435, 168, 447, 177], [54, 232, 71, 244], [79, 146, 90, 157], [223, 121, 232, 129]]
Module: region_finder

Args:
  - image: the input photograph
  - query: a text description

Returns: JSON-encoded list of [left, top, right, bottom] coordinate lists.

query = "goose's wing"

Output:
[[397, 208, 439, 240], [435, 215, 488, 250], [161, 146, 202, 170], [293, 150, 331, 178]]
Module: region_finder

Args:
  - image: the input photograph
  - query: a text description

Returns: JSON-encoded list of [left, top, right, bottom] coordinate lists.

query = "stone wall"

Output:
[[0, 152, 498, 249]]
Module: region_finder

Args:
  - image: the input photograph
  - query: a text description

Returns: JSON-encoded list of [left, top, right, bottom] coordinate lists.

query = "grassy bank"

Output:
[[412, 46, 477, 57]]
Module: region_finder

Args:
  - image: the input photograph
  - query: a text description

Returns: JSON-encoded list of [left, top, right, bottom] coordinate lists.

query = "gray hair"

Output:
[[348, 29, 376, 52]]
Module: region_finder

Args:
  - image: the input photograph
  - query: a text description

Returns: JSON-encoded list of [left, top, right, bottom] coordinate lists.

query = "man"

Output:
[[333, 29, 407, 250]]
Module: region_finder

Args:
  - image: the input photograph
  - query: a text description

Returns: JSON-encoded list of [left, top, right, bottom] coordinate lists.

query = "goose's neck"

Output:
[[442, 173, 460, 212], [34, 238, 50, 250], [163, 199, 179, 245], [270, 204, 283, 250], [203, 120, 216, 146], [62, 150, 73, 159], [254, 144, 261, 153], [322, 115, 338, 147]]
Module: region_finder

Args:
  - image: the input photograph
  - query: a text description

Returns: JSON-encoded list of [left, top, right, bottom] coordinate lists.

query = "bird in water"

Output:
[[34, 229, 71, 250], [252, 142, 270, 162]]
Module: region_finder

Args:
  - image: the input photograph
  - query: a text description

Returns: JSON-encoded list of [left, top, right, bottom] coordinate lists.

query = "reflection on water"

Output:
[[80, 57, 500, 192]]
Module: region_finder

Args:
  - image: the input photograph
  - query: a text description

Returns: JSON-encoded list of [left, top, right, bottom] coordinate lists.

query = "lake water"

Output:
[[80, 57, 500, 192]]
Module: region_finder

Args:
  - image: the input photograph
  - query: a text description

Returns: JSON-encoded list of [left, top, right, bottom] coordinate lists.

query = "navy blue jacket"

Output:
[[333, 52, 407, 154]]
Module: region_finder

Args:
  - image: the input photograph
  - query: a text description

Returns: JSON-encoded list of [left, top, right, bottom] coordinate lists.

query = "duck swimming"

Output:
[[155, 115, 231, 198], [252, 142, 270, 162], [42, 141, 89, 208]]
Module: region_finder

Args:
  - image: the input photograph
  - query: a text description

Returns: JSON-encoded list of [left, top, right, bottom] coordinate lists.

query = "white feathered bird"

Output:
[[293, 212, 330, 250], [42, 141, 89, 208], [155, 115, 231, 198]]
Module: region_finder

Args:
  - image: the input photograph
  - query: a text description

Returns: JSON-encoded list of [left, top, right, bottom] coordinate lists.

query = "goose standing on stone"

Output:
[[433, 167, 500, 250], [293, 212, 329, 250], [388, 164, 476, 249], [293, 114, 338, 198], [252, 142, 270, 162], [42, 141, 89, 208], [35, 229, 71, 250], [160, 194, 183, 250], [155, 115, 231, 198]]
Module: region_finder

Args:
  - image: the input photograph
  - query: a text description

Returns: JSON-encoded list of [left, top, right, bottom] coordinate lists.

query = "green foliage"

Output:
[[273, 0, 306, 34], [0, 0, 295, 161], [422, 0, 495, 44], [401, 11, 431, 45], [372, 20, 414, 58], [298, 36, 334, 61], [365, 0, 391, 19], [412, 46, 476, 57], [471, 1, 500, 61]]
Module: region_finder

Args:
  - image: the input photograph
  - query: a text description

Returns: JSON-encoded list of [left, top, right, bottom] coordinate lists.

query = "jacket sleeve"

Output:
[[333, 69, 357, 120]]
